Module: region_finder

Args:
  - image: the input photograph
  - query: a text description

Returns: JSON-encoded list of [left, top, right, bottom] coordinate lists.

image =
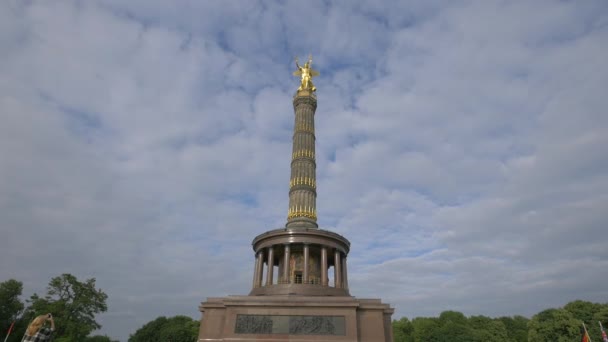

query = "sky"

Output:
[[1, 0, 607, 341]]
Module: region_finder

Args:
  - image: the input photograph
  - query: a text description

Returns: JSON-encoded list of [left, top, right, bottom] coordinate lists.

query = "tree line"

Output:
[[392, 300, 608, 342], [0, 275, 198, 342], [3, 275, 606, 341]]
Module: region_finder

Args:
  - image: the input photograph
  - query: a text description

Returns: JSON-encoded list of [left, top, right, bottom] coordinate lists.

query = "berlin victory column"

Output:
[[197, 56, 394, 342]]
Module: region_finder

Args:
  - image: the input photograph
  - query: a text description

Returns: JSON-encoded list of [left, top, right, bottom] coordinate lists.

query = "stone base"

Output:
[[197, 295, 393, 342]]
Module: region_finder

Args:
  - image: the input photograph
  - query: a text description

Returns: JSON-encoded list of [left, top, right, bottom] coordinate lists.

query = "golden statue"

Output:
[[293, 55, 319, 92]]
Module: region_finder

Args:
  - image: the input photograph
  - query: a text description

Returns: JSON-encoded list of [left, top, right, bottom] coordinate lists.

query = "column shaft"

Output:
[[252, 253, 259, 288], [334, 250, 342, 288], [321, 246, 328, 286], [283, 244, 291, 284], [266, 247, 274, 286], [256, 250, 264, 287], [342, 256, 348, 289], [303, 244, 309, 284], [286, 96, 318, 228]]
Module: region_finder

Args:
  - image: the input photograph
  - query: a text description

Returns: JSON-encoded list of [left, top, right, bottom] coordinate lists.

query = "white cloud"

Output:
[[1, 1, 607, 341]]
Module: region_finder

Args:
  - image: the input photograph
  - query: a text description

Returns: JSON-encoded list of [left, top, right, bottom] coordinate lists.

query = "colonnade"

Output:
[[251, 243, 348, 290]]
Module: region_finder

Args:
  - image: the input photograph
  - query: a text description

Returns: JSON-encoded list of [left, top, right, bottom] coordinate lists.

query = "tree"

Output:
[[593, 305, 608, 325], [84, 335, 120, 342], [433, 320, 475, 342], [429, 311, 474, 342], [438, 310, 467, 326], [498, 315, 529, 342], [565, 300, 600, 322], [129, 316, 168, 342], [24, 273, 108, 341], [158, 316, 199, 341], [0, 279, 24, 333], [565, 300, 607, 341], [468, 315, 509, 342], [410, 317, 440, 342], [528, 308, 580, 342], [129, 315, 199, 342], [393, 317, 414, 342]]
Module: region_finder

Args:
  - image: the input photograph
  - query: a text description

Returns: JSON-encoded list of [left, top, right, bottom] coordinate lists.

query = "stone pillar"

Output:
[[342, 256, 348, 289], [266, 247, 274, 286], [334, 250, 342, 288], [303, 244, 309, 284], [286, 94, 318, 229], [321, 246, 328, 286], [256, 250, 264, 288], [252, 252, 259, 288], [283, 244, 291, 284]]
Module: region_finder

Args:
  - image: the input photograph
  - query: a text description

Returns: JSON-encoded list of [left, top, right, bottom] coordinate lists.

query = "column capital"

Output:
[[292, 95, 317, 110]]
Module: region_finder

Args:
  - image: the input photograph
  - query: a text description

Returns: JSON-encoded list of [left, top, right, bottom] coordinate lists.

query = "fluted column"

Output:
[[342, 256, 348, 289], [255, 250, 264, 288], [334, 250, 342, 288], [303, 244, 310, 284], [286, 94, 318, 228], [266, 247, 274, 286], [252, 252, 260, 288], [283, 244, 291, 284], [321, 246, 328, 286]]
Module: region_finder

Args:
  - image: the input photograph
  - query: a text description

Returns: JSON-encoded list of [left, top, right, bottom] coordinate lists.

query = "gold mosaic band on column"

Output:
[[295, 122, 315, 134], [292, 150, 315, 160], [287, 206, 317, 220], [289, 177, 316, 188]]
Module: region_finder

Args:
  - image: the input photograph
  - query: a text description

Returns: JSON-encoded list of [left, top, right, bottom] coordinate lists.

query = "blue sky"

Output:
[[1, 1, 607, 341]]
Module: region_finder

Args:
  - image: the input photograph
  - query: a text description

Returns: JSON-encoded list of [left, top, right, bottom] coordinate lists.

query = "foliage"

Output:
[[23, 273, 108, 341], [498, 315, 529, 342], [0, 279, 24, 333], [527, 308, 580, 342], [392, 301, 608, 342], [7, 274, 608, 342], [468, 315, 509, 342], [128, 315, 199, 342], [410, 316, 440, 342], [395, 313, 514, 342], [84, 335, 120, 342], [393, 317, 414, 342], [564, 300, 608, 342]]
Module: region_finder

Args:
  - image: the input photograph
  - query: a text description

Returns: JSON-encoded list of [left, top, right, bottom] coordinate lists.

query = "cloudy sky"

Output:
[[1, 0, 607, 340]]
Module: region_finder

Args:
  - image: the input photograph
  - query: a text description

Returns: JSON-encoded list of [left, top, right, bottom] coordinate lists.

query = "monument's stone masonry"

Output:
[[197, 57, 393, 342]]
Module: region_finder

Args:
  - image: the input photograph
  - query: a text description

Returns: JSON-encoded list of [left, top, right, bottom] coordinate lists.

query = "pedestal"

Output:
[[197, 295, 393, 342]]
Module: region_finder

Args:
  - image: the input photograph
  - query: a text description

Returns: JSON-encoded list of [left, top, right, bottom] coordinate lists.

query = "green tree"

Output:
[[393, 317, 414, 342], [129, 315, 198, 342], [528, 308, 580, 342], [410, 317, 440, 342], [84, 335, 120, 342], [565, 300, 600, 322], [24, 273, 108, 341], [593, 305, 608, 325], [498, 315, 529, 342], [565, 300, 606, 341], [438, 310, 467, 326], [429, 311, 474, 342], [432, 320, 475, 342], [0, 279, 24, 333], [159, 316, 199, 341], [468, 315, 509, 342], [129, 316, 168, 342]]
